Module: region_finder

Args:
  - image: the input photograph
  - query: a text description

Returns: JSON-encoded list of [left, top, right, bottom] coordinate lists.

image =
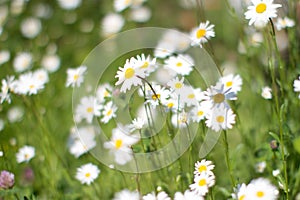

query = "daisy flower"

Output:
[[33, 69, 49, 84], [244, 178, 279, 200], [174, 190, 204, 200], [104, 127, 140, 165], [0, 76, 16, 104], [189, 173, 215, 196], [41, 54, 61, 73], [75, 163, 100, 185], [190, 21, 215, 47], [20, 17, 42, 39], [115, 58, 146, 93], [205, 106, 236, 132], [294, 76, 300, 98], [194, 159, 215, 176], [154, 42, 176, 59], [167, 77, 185, 94], [101, 101, 118, 124], [276, 17, 295, 31], [171, 110, 188, 128], [232, 183, 247, 200], [244, 0, 282, 28], [178, 86, 199, 107], [129, 6, 152, 23], [16, 145, 35, 163], [255, 161, 266, 173], [114, 0, 132, 12], [220, 74, 243, 93], [13, 52, 32, 73], [145, 84, 170, 107], [113, 189, 140, 200], [164, 54, 194, 76], [128, 117, 145, 132], [163, 92, 181, 112], [68, 126, 96, 158], [66, 65, 87, 88], [96, 83, 113, 102], [143, 191, 171, 200], [132, 54, 157, 76], [75, 96, 102, 124], [261, 86, 272, 99], [0, 50, 10, 66], [101, 13, 125, 37], [190, 101, 211, 123], [14, 72, 45, 95], [7, 106, 24, 123]]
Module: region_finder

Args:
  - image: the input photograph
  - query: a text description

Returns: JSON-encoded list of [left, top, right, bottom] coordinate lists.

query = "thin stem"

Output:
[[223, 130, 236, 188]]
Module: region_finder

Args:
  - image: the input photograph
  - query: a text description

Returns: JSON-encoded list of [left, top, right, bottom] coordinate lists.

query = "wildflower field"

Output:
[[0, 0, 300, 199]]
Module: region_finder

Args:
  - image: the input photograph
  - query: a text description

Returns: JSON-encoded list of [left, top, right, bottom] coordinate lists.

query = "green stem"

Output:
[[223, 130, 236, 188]]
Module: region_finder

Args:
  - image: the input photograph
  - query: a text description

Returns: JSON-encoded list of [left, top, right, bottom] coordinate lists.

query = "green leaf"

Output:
[[269, 132, 280, 142]]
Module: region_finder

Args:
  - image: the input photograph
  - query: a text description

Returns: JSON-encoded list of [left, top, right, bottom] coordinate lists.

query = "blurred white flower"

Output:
[[0, 50, 10, 66], [244, 178, 279, 200], [276, 17, 295, 31], [75, 163, 100, 185], [75, 96, 102, 124], [190, 21, 215, 47], [171, 110, 188, 128], [101, 101, 117, 124], [79, 19, 94, 33], [104, 127, 140, 165], [14, 72, 45, 95], [33, 69, 49, 85], [33, 3, 53, 19], [178, 86, 199, 107], [0, 76, 16, 104], [101, 13, 124, 37], [154, 42, 176, 59], [164, 54, 194, 76], [16, 145, 35, 163], [0, 6, 8, 26], [113, 189, 140, 200], [167, 77, 185, 94], [250, 32, 264, 47], [68, 126, 97, 158], [57, 0, 81, 10], [7, 106, 24, 123], [66, 65, 87, 88], [96, 83, 113, 102], [261, 86, 272, 99], [20, 17, 42, 39], [128, 117, 145, 132], [143, 191, 171, 200], [272, 169, 280, 177], [255, 161, 266, 173], [174, 190, 203, 200], [41, 54, 61, 73], [129, 6, 151, 23], [190, 102, 210, 123], [13, 52, 32, 73], [0, 151, 3, 157], [10, 0, 26, 15], [294, 76, 300, 98], [114, 0, 146, 12], [244, 0, 282, 28]]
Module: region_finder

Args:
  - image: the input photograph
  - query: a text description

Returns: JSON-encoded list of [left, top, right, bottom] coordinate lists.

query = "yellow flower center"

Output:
[[73, 74, 79, 81], [167, 102, 174, 108], [175, 83, 183, 89], [256, 191, 264, 197], [115, 139, 123, 149], [86, 107, 93, 113], [29, 84, 35, 89], [85, 173, 91, 178], [176, 62, 182, 67], [198, 179, 207, 186], [239, 195, 245, 200], [152, 94, 161, 100], [103, 90, 109, 97], [226, 81, 233, 87], [256, 3, 267, 13], [125, 0, 131, 5], [216, 115, 225, 123], [197, 111, 204, 116], [198, 165, 207, 172], [140, 61, 149, 69], [24, 154, 29, 159], [196, 29, 206, 39], [125, 68, 135, 79], [213, 93, 225, 103], [188, 94, 195, 99], [106, 109, 112, 116]]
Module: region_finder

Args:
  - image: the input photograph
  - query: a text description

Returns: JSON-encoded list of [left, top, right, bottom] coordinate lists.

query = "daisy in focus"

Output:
[[194, 159, 215, 176], [132, 54, 157, 76], [66, 65, 87, 88], [220, 74, 243, 93], [16, 145, 35, 163], [190, 21, 215, 47], [244, 0, 282, 28], [75, 163, 100, 185], [189, 173, 215, 196], [244, 178, 279, 200], [164, 54, 194, 76]]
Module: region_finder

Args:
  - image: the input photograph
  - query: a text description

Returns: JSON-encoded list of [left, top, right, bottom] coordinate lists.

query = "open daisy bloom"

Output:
[[244, 178, 279, 200], [189, 173, 215, 196], [244, 0, 282, 28], [75, 163, 100, 185], [190, 20, 215, 47]]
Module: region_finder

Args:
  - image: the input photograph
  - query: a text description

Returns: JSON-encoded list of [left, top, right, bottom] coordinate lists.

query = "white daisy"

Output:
[[194, 159, 215, 176], [154, 42, 176, 59], [0, 76, 16, 104], [16, 145, 35, 163], [145, 84, 171, 107], [33, 69, 49, 84], [20, 17, 42, 39], [96, 83, 113, 102], [178, 86, 199, 107], [190, 21, 215, 47], [68, 126, 96, 158], [115, 58, 146, 93], [189, 173, 215, 196], [261, 86, 272, 99], [75, 163, 100, 185], [128, 117, 145, 132], [57, 0, 81, 10], [41, 54, 61, 73], [294, 76, 300, 98], [143, 191, 171, 200], [164, 54, 194, 76], [171, 110, 188, 128], [232, 183, 247, 200], [190, 101, 211, 123], [163, 92, 181, 112], [276, 17, 295, 31], [101, 101, 117, 124], [13, 52, 32, 73], [129, 6, 151, 23], [220, 74, 243, 93], [244, 178, 279, 200], [113, 189, 140, 200], [101, 13, 125, 37], [174, 190, 204, 200], [75, 96, 102, 124], [104, 127, 140, 165], [14, 72, 45, 95], [205, 106, 236, 132], [132, 54, 157, 76], [167, 77, 185, 94], [0, 50, 10, 66], [244, 0, 282, 28], [66, 65, 87, 88]]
